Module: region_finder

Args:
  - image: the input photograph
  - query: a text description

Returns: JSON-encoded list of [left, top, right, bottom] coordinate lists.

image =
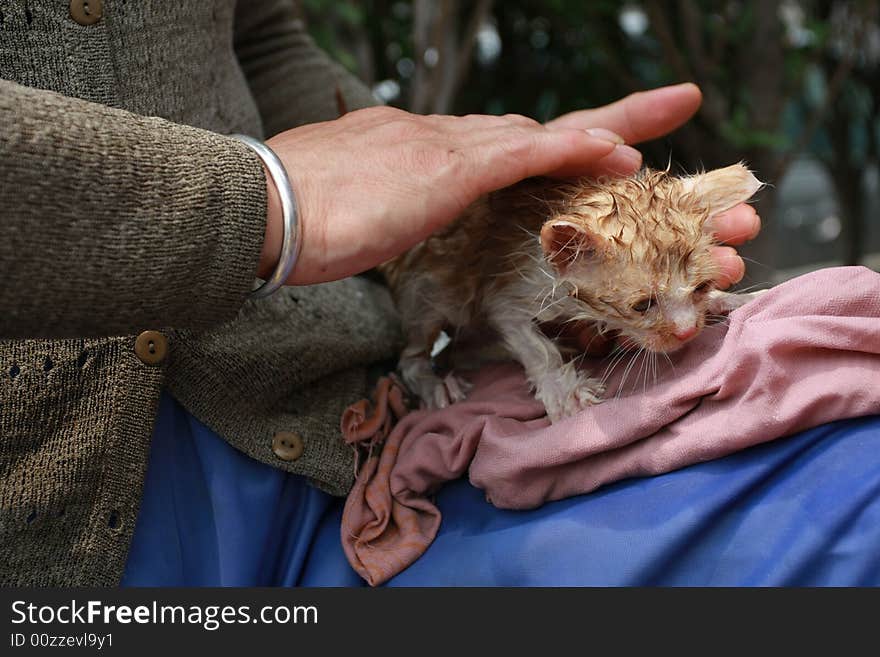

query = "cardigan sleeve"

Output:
[[233, 0, 379, 138], [0, 79, 268, 339]]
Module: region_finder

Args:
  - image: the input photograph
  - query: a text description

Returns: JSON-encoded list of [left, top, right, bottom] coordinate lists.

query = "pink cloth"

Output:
[[341, 266, 880, 586]]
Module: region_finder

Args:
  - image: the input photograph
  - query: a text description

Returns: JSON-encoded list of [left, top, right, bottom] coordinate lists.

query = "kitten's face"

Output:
[[540, 164, 760, 353], [566, 237, 719, 353]]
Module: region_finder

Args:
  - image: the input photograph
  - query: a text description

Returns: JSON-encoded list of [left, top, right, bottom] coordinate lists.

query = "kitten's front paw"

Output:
[[435, 373, 473, 407], [408, 372, 473, 410], [535, 363, 604, 423]]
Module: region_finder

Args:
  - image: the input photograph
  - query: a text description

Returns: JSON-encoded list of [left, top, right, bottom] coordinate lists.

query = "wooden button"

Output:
[[272, 431, 305, 461], [70, 0, 103, 26], [134, 330, 168, 365]]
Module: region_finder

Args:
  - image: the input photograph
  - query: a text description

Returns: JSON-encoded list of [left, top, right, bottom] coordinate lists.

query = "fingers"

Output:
[[583, 127, 625, 144], [363, 110, 628, 184], [707, 204, 760, 288], [550, 127, 643, 178], [545, 83, 702, 145], [467, 126, 619, 191], [579, 144, 643, 177], [475, 124, 641, 179], [705, 203, 761, 245], [423, 112, 540, 130], [711, 246, 745, 289], [480, 113, 541, 129]]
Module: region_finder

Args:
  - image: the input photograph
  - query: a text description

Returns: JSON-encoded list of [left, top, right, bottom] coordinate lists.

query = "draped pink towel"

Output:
[[340, 266, 880, 586]]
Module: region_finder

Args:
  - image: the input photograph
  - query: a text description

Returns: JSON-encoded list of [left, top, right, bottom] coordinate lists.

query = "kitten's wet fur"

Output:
[[380, 164, 764, 422]]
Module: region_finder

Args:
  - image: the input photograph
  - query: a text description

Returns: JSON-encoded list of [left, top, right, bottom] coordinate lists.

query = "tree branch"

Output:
[[678, 0, 709, 80], [644, 0, 695, 83], [772, 30, 861, 179], [453, 0, 494, 96]]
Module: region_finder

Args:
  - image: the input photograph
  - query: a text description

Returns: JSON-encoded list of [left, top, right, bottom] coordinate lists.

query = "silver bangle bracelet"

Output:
[[232, 133, 301, 299]]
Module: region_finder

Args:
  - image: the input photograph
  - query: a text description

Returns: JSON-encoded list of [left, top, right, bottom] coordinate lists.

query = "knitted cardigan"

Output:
[[0, 0, 401, 586]]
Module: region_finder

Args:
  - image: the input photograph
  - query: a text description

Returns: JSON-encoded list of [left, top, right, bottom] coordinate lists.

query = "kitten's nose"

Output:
[[672, 326, 698, 342]]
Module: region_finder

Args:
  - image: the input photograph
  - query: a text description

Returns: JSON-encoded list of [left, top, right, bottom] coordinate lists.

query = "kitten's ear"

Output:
[[682, 163, 763, 217], [540, 219, 602, 273]]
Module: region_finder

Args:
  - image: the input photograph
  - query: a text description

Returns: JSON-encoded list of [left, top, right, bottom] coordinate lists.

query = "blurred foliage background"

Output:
[[299, 0, 880, 283]]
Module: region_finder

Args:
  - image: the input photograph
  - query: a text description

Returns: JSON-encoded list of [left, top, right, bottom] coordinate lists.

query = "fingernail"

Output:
[[615, 144, 642, 165], [584, 128, 625, 144], [731, 265, 745, 285], [597, 145, 644, 176], [720, 250, 745, 285]]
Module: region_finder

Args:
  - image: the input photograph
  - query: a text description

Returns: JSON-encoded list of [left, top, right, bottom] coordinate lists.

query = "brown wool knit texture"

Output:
[[0, 0, 401, 586]]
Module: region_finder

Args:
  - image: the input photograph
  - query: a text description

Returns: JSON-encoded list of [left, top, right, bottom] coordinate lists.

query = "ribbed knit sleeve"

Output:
[[234, 0, 378, 138], [0, 79, 268, 339]]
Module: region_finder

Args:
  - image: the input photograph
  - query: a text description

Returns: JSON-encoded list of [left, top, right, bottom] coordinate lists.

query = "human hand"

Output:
[[257, 106, 641, 285], [546, 82, 761, 289]]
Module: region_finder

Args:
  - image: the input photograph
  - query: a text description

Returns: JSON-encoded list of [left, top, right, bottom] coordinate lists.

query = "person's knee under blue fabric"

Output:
[[123, 392, 880, 586]]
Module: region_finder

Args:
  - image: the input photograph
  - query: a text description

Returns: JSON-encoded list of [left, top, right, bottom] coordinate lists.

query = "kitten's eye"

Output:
[[631, 297, 652, 313], [694, 281, 713, 294]]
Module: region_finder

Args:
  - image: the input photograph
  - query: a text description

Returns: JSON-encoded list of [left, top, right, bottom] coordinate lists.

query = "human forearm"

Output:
[[0, 80, 268, 339]]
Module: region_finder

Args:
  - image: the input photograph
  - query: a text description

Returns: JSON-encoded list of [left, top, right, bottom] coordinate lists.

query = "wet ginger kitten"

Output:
[[380, 164, 764, 422]]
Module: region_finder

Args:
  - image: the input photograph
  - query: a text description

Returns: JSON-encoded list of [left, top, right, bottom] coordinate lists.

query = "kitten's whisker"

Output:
[[662, 351, 676, 374], [738, 256, 769, 268], [729, 282, 771, 293], [612, 357, 633, 400], [616, 347, 644, 399], [621, 348, 645, 397], [576, 329, 605, 357], [599, 347, 631, 388], [713, 228, 762, 243], [562, 312, 602, 326], [599, 351, 628, 386], [516, 224, 540, 239], [704, 314, 732, 327], [638, 350, 650, 395]]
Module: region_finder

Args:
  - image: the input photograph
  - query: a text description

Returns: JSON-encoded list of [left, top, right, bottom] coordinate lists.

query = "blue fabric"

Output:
[[122, 393, 342, 586], [123, 392, 880, 586]]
